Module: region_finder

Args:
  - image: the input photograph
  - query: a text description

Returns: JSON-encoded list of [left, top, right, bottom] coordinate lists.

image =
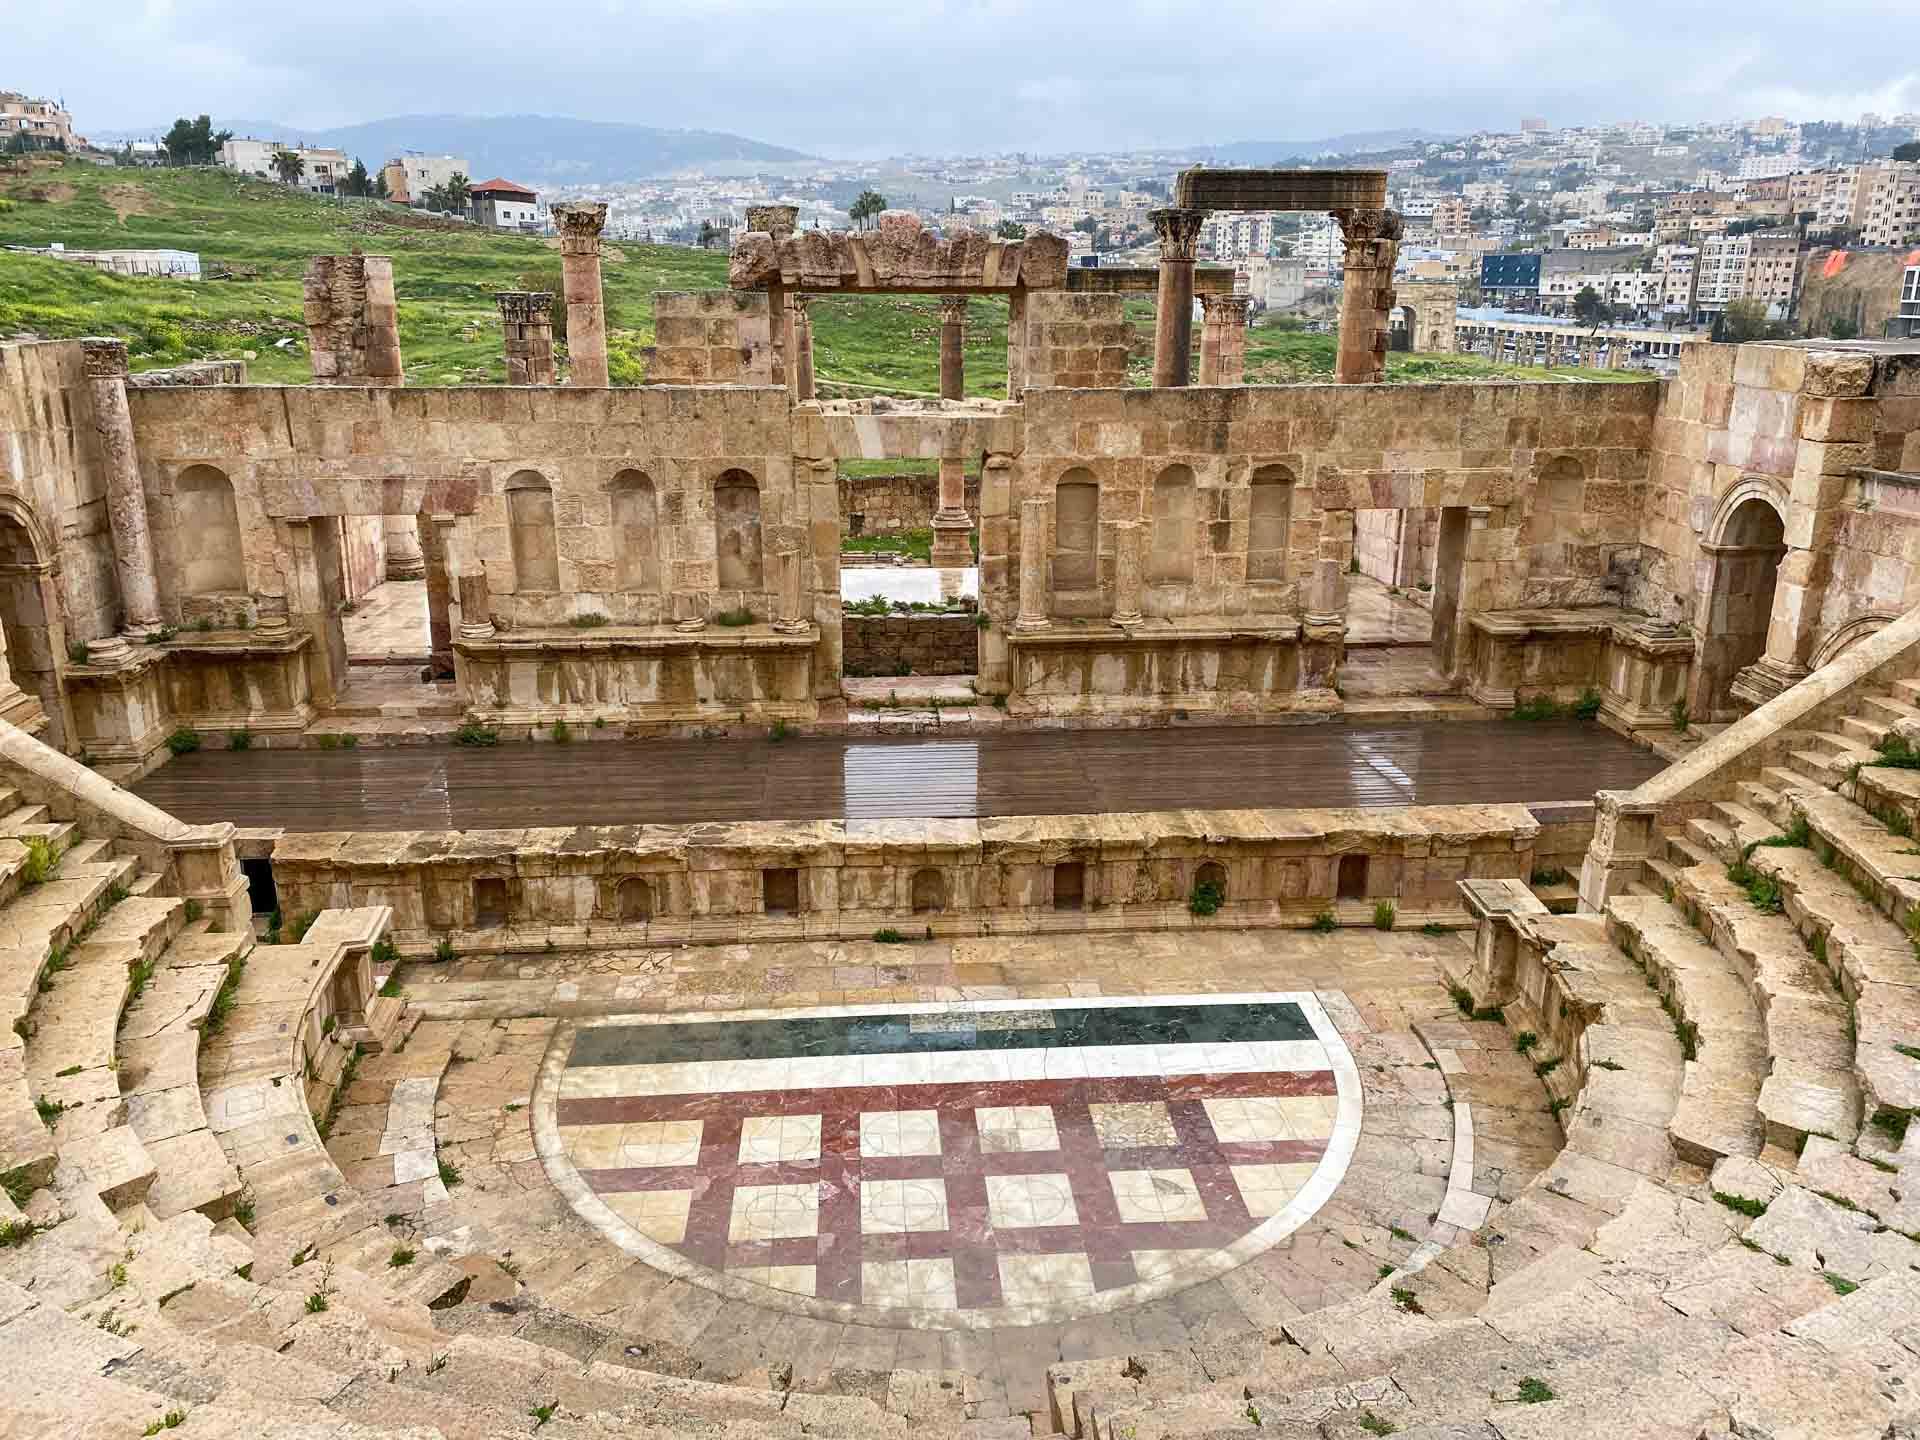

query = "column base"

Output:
[[1729, 655, 1809, 710], [929, 517, 974, 570], [1013, 616, 1052, 635], [87, 635, 137, 669], [673, 618, 708, 634], [771, 618, 810, 636], [459, 621, 496, 641], [1111, 611, 1143, 630], [386, 559, 427, 582]]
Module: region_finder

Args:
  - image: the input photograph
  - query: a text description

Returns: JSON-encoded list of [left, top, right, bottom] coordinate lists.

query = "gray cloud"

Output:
[[15, 0, 1920, 155]]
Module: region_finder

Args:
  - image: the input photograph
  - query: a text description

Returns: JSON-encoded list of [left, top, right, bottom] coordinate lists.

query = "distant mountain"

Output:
[[1190, 130, 1452, 165], [90, 113, 816, 183]]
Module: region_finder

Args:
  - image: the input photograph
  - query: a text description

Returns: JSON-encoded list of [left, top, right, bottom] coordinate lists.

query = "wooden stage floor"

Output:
[[132, 720, 1665, 832]]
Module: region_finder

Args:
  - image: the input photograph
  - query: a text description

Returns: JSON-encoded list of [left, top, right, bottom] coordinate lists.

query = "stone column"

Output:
[[421, 513, 455, 677], [792, 297, 816, 400], [448, 517, 493, 641], [384, 516, 425, 581], [1014, 498, 1052, 633], [554, 202, 610, 387], [1149, 208, 1206, 387], [1333, 208, 1405, 385], [1197, 294, 1251, 385], [303, 255, 402, 385], [496, 291, 557, 385], [939, 296, 968, 400], [79, 339, 163, 655], [773, 545, 809, 635], [1111, 520, 1144, 629], [748, 206, 800, 396], [930, 455, 974, 570]]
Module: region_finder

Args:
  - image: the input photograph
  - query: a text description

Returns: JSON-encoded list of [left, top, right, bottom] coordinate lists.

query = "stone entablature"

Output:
[[730, 211, 1070, 294], [264, 801, 1541, 951]]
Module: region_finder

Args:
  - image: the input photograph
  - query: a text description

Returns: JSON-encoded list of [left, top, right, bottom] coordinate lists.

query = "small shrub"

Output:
[[371, 938, 398, 965], [1513, 1378, 1555, 1404], [1447, 982, 1474, 1016], [530, 1403, 557, 1429], [228, 728, 253, 751], [34, 1094, 67, 1129], [567, 612, 610, 629], [1308, 909, 1337, 934], [437, 1156, 462, 1186], [714, 607, 754, 627], [434, 937, 456, 962], [549, 719, 572, 744], [315, 732, 360, 749], [1421, 921, 1449, 937], [389, 1246, 416, 1268], [183, 899, 203, 923], [974, 612, 991, 630], [1875, 733, 1920, 771], [1508, 694, 1563, 722], [1670, 698, 1690, 734], [1570, 687, 1602, 721], [1534, 1055, 1562, 1077], [165, 727, 201, 755], [21, 835, 58, 885], [1514, 1030, 1539, 1054], [1389, 1286, 1424, 1315], [454, 721, 499, 747], [204, 954, 247, 1035], [1188, 879, 1225, 917], [378, 974, 403, 998], [1372, 900, 1395, 930], [770, 719, 791, 743], [1823, 1272, 1859, 1296], [285, 910, 319, 943], [1358, 1412, 1398, 1437], [1387, 1223, 1415, 1242], [1529, 867, 1569, 887], [304, 1291, 328, 1314], [141, 1412, 187, 1436], [871, 928, 907, 944], [67, 639, 91, 665], [1713, 1190, 1767, 1218]]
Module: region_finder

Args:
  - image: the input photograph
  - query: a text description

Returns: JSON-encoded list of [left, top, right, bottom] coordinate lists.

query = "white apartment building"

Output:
[[381, 153, 470, 206], [1201, 212, 1276, 261], [1695, 233, 1752, 310], [1861, 163, 1920, 247], [1654, 244, 1698, 314], [219, 139, 350, 194]]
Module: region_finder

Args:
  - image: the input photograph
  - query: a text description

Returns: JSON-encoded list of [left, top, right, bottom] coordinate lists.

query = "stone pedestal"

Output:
[[496, 290, 557, 385], [1579, 791, 1660, 913], [554, 203, 610, 387], [303, 255, 403, 385], [79, 338, 163, 640], [930, 455, 974, 569], [383, 515, 425, 581], [1149, 208, 1205, 388], [1014, 498, 1052, 633], [1197, 295, 1251, 385], [939, 296, 968, 399], [1110, 520, 1144, 629], [1333, 208, 1404, 385]]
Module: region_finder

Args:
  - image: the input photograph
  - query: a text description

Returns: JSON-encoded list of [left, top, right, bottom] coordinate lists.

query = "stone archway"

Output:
[[1691, 485, 1787, 720], [0, 506, 62, 743]]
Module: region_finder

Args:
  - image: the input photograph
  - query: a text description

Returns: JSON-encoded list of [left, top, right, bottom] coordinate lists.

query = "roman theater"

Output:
[[1, 169, 1917, 1437]]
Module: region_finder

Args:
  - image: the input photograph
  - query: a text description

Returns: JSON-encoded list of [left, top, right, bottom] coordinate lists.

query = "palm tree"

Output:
[[444, 173, 472, 215], [270, 149, 306, 186], [848, 189, 888, 230]]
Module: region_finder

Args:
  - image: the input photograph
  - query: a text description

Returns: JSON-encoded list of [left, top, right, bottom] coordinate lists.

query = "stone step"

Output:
[[1711, 799, 1783, 854], [1889, 677, 1920, 707], [52, 1121, 157, 1212], [1802, 730, 1876, 762], [1858, 691, 1920, 726], [1664, 833, 1714, 870], [1684, 816, 1737, 864], [1787, 748, 1853, 786], [1674, 864, 1861, 1149], [1838, 713, 1892, 748], [1606, 890, 1767, 1166], [1735, 779, 1789, 826], [1761, 764, 1813, 798]]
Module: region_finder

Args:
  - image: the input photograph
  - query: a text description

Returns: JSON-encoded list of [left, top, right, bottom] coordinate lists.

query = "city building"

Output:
[[1901, 261, 1920, 338], [470, 178, 540, 230], [218, 139, 349, 195], [381, 153, 470, 206], [0, 92, 80, 148], [1480, 251, 1543, 303], [1860, 163, 1920, 247]]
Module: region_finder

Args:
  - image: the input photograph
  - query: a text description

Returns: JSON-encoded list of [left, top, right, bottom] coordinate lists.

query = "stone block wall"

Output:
[[646, 291, 775, 386], [264, 801, 1541, 951], [842, 471, 981, 534], [843, 613, 979, 675], [1016, 292, 1133, 392]]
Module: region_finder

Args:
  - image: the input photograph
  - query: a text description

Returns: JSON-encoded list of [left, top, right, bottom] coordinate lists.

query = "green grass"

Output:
[[0, 159, 1652, 399], [842, 528, 933, 563]]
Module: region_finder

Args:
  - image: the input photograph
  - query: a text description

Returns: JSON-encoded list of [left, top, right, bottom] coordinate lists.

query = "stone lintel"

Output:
[[1174, 167, 1389, 213], [1065, 267, 1239, 296]]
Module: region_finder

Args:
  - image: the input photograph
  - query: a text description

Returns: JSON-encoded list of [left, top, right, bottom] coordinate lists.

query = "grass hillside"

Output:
[[0, 157, 1636, 393]]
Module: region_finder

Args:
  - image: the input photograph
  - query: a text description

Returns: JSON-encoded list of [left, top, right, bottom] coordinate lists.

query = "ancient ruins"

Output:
[[0, 167, 1917, 1436]]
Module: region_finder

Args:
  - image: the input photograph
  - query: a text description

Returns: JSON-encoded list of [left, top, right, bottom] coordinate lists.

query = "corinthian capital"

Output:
[[553, 202, 609, 254], [1150, 207, 1206, 262], [1334, 207, 1405, 247]]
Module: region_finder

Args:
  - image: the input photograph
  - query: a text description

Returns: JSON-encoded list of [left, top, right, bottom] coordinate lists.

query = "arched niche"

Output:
[[1247, 465, 1294, 582], [175, 464, 246, 594], [610, 470, 659, 592], [714, 470, 763, 591], [1053, 470, 1099, 595], [1149, 464, 1194, 584], [505, 470, 561, 592]]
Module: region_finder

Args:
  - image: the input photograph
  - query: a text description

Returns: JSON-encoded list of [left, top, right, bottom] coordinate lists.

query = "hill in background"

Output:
[[91, 113, 816, 184]]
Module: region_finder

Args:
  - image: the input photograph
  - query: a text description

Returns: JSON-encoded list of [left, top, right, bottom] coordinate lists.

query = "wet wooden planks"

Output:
[[131, 720, 1665, 833]]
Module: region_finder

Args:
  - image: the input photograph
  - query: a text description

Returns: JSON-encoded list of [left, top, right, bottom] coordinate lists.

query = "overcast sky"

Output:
[[16, 1, 1920, 156]]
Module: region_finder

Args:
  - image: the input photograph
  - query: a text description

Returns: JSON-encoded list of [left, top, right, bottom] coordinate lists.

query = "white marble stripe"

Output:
[[558, 1037, 1333, 1102]]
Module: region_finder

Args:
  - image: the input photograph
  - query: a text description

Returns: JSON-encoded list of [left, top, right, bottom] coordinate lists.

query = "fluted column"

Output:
[[793, 297, 816, 400], [1333, 207, 1404, 385], [554, 203, 610, 387], [930, 455, 973, 570], [1014, 498, 1051, 633], [496, 290, 556, 385], [1198, 294, 1252, 385], [1111, 520, 1144, 629], [939, 295, 968, 400], [1150, 208, 1206, 387], [80, 339, 162, 658]]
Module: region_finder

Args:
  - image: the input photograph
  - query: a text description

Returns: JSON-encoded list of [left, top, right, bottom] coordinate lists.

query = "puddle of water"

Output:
[[841, 568, 979, 605]]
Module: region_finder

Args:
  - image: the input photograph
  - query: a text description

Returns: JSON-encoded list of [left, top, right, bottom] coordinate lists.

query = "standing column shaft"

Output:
[[496, 290, 556, 385], [554, 203, 610, 387], [794, 299, 816, 400], [384, 516, 425, 581], [773, 546, 809, 634], [1015, 498, 1052, 632], [747, 206, 801, 395], [422, 513, 455, 677], [1111, 520, 1144, 629], [1197, 294, 1252, 385], [1333, 208, 1404, 385], [939, 296, 968, 400], [930, 455, 973, 570], [303, 255, 403, 385], [80, 339, 162, 635], [1150, 208, 1205, 387]]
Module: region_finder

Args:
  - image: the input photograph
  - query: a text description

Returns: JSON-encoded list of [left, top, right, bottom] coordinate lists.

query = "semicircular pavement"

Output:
[[533, 991, 1362, 1329]]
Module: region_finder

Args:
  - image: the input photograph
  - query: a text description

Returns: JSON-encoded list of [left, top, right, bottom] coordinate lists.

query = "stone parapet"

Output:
[[730, 211, 1070, 293], [646, 290, 774, 385]]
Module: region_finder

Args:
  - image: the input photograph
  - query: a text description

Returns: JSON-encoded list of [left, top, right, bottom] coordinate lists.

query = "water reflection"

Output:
[[841, 567, 979, 605], [843, 739, 980, 818]]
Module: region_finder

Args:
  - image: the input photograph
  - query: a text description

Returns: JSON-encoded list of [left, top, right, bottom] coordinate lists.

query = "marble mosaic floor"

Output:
[[535, 992, 1361, 1329]]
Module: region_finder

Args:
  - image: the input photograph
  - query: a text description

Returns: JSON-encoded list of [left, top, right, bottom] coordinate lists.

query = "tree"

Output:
[[161, 115, 229, 166], [343, 158, 371, 197], [1571, 285, 1611, 331], [270, 148, 306, 185], [847, 189, 888, 230], [1071, 216, 1099, 236], [994, 220, 1026, 239], [372, 168, 389, 201], [1894, 141, 1920, 163], [697, 220, 718, 249], [444, 173, 471, 214], [1824, 314, 1860, 340], [1716, 298, 1782, 344]]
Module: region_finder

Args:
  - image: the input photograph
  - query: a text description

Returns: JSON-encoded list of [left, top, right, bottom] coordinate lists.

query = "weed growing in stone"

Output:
[[1512, 1378, 1554, 1404], [1390, 1287, 1424, 1314], [21, 835, 58, 885], [1514, 1031, 1539, 1054], [714, 608, 754, 627], [871, 928, 907, 943], [1189, 879, 1225, 917], [454, 721, 498, 746], [389, 1246, 416, 1268], [1713, 1190, 1768, 1218], [567, 613, 610, 628], [1308, 909, 1337, 934], [228, 728, 252, 751], [1358, 1413, 1397, 1436], [1372, 901, 1395, 931], [165, 726, 201, 755]]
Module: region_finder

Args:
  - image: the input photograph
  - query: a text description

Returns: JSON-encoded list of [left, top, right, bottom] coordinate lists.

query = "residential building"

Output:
[[1900, 262, 1920, 339], [1201, 212, 1276, 261], [470, 178, 540, 230], [381, 153, 470, 206], [1745, 231, 1802, 314], [1861, 163, 1920, 248], [1480, 252, 1543, 303], [1431, 197, 1472, 233], [1654, 244, 1698, 316], [1695, 232, 1752, 311], [218, 139, 349, 194], [0, 92, 80, 148]]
